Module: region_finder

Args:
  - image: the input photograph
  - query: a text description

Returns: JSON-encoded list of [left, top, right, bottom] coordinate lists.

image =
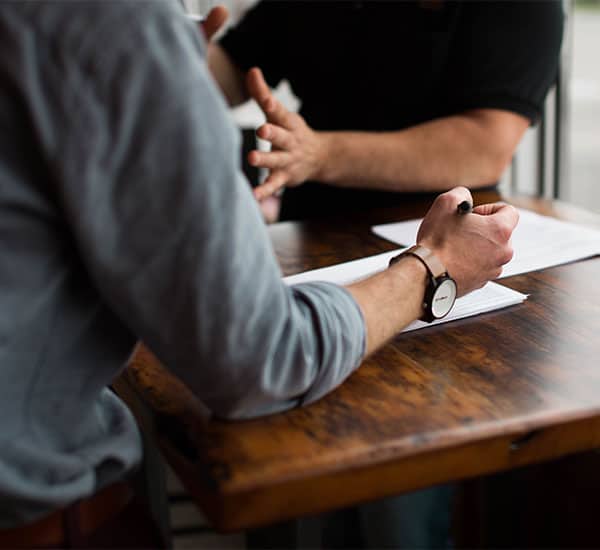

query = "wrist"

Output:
[[416, 239, 448, 273], [388, 253, 429, 319], [390, 245, 457, 323], [313, 131, 335, 182]]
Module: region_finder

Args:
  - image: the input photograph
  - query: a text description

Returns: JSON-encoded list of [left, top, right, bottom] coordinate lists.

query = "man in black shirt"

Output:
[[210, 0, 563, 220]]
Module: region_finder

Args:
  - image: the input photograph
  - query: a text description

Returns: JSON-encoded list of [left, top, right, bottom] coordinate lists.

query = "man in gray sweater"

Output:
[[0, 1, 517, 545]]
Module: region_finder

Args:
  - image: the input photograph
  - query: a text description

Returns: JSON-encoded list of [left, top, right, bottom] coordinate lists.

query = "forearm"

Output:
[[207, 42, 248, 106], [347, 256, 427, 356], [66, 14, 369, 421], [318, 110, 526, 192]]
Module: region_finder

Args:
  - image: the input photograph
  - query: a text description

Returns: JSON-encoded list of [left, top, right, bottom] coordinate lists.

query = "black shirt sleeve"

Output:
[[219, 1, 287, 88], [444, 0, 564, 123]]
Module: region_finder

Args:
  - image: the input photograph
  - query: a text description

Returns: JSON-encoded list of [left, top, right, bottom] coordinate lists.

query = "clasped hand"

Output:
[[246, 68, 325, 200], [418, 187, 519, 296]]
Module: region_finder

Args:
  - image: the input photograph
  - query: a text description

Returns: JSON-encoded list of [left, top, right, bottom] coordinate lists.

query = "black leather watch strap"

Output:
[[389, 245, 447, 279]]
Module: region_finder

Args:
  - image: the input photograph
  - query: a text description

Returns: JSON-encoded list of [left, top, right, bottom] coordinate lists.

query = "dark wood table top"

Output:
[[117, 192, 600, 532]]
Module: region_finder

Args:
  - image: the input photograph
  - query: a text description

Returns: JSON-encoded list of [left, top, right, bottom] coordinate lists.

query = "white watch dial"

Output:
[[431, 279, 457, 319]]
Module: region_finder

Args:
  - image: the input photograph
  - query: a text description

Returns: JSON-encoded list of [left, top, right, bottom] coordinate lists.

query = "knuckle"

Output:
[[499, 222, 514, 242], [502, 246, 515, 265], [453, 185, 470, 195], [506, 204, 519, 222], [435, 192, 455, 209], [266, 99, 277, 113], [490, 218, 512, 242], [444, 186, 469, 203]]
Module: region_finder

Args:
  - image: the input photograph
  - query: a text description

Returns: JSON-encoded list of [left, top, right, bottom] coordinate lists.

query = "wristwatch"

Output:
[[389, 245, 457, 322]]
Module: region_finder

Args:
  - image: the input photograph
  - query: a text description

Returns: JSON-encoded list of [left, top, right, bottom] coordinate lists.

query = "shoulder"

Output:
[[462, 0, 563, 35], [28, 1, 204, 71], [455, 0, 563, 58]]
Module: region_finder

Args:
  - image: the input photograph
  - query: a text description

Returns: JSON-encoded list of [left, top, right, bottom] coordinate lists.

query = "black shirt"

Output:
[[221, 1, 564, 220]]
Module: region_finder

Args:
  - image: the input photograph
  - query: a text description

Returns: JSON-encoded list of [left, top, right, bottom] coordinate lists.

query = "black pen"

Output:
[[457, 200, 473, 215]]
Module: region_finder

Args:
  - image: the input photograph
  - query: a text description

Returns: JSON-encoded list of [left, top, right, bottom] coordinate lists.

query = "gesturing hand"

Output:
[[246, 68, 326, 201], [417, 187, 519, 296]]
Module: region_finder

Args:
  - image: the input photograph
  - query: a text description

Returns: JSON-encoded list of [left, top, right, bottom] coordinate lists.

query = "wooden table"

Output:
[[116, 191, 600, 534]]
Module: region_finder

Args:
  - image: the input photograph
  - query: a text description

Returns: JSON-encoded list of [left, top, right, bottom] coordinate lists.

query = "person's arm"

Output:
[[50, 2, 516, 419], [207, 42, 248, 106], [245, 68, 529, 200], [349, 190, 518, 355], [206, 48, 527, 197], [49, 2, 365, 420], [318, 110, 528, 191]]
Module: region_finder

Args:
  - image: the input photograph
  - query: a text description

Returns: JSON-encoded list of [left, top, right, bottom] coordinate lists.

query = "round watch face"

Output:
[[431, 278, 457, 319]]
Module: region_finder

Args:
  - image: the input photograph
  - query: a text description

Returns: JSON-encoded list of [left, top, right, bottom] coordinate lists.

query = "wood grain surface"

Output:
[[117, 192, 600, 532]]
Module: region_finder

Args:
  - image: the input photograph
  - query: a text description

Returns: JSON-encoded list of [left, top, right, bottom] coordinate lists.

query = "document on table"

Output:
[[284, 249, 527, 333], [372, 208, 600, 279]]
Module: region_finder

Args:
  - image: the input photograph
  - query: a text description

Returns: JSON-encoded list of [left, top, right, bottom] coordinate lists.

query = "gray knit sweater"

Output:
[[0, 0, 365, 526]]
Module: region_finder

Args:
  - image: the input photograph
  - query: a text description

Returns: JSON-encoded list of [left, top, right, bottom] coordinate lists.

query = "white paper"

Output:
[[284, 248, 406, 286], [401, 281, 526, 332], [283, 250, 527, 332], [372, 208, 600, 278]]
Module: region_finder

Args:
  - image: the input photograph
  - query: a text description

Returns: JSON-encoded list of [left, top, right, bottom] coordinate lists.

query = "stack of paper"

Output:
[[284, 249, 527, 333], [284, 249, 403, 286], [372, 208, 600, 279]]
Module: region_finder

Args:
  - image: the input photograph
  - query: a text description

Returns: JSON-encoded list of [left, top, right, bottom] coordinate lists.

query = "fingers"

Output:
[[256, 123, 294, 151], [248, 149, 289, 170], [246, 68, 293, 127], [433, 186, 474, 214], [253, 171, 288, 200], [473, 202, 508, 216], [475, 202, 520, 241], [258, 195, 281, 224], [474, 202, 519, 226], [201, 5, 228, 41], [471, 203, 517, 268], [246, 67, 271, 105]]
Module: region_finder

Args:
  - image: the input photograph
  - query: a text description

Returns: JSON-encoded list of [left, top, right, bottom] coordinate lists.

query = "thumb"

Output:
[[201, 5, 228, 41]]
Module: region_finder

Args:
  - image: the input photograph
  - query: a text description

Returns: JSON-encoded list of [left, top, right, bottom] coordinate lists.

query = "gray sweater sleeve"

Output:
[[43, 1, 365, 419]]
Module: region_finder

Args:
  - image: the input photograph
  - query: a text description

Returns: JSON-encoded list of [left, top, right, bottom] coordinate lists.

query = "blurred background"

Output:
[[569, 0, 600, 211]]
